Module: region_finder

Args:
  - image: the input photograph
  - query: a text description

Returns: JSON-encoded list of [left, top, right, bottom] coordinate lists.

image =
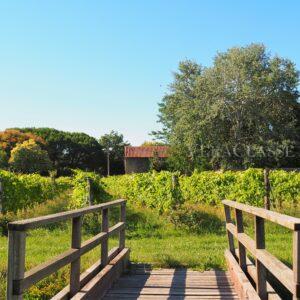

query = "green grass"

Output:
[[0, 196, 296, 299]]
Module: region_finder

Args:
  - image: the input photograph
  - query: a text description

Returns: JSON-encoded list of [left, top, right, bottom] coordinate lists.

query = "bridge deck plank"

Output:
[[102, 267, 239, 299]]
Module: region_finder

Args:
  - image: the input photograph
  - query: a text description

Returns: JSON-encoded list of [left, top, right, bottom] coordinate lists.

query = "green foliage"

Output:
[[15, 128, 105, 175], [0, 170, 71, 213], [69, 170, 110, 209], [102, 171, 183, 213], [0, 150, 8, 169], [154, 44, 300, 171], [102, 169, 300, 209], [149, 150, 168, 172], [9, 139, 52, 174]]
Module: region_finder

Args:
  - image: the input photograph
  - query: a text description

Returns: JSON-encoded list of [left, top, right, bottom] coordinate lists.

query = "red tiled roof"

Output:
[[124, 146, 169, 158]]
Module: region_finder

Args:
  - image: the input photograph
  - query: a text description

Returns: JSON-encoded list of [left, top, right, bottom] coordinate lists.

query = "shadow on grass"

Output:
[[170, 207, 225, 235]]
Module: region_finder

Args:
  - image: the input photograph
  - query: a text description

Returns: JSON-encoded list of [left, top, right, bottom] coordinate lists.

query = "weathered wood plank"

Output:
[[224, 205, 235, 253], [51, 247, 120, 300], [225, 249, 260, 300], [223, 199, 300, 230], [107, 288, 238, 296], [19, 248, 79, 293], [9, 199, 126, 231], [226, 222, 294, 293], [119, 203, 126, 249], [71, 248, 130, 300], [235, 209, 246, 272], [255, 216, 267, 300], [101, 208, 109, 267], [70, 216, 82, 296], [103, 296, 239, 300], [7, 230, 26, 299], [293, 230, 300, 300]]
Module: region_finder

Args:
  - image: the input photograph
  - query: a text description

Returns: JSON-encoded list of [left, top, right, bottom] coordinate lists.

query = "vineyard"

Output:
[[1, 168, 299, 214]]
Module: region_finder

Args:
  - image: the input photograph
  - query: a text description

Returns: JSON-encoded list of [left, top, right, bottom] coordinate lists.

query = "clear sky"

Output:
[[0, 1, 300, 145]]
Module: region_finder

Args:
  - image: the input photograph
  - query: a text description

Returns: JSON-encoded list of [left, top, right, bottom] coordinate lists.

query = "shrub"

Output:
[[9, 139, 52, 174]]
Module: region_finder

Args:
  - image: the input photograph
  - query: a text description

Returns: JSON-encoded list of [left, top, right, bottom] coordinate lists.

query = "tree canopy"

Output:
[[9, 139, 52, 174], [0, 129, 45, 156], [155, 44, 300, 172], [15, 128, 105, 175]]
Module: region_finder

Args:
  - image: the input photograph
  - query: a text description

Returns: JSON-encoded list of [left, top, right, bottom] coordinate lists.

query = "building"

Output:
[[124, 146, 169, 173]]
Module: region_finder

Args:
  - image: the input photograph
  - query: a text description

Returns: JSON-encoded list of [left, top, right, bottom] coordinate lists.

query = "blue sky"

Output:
[[0, 1, 300, 145]]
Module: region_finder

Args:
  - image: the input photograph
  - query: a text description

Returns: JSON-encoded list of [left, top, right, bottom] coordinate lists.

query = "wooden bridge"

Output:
[[6, 199, 300, 299]]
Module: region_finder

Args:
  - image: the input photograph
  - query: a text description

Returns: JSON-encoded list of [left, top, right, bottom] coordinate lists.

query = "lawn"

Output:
[[0, 196, 295, 299]]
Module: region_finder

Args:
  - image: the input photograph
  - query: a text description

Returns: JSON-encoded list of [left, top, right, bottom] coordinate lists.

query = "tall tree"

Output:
[[155, 44, 300, 171], [15, 128, 105, 175], [99, 131, 130, 175]]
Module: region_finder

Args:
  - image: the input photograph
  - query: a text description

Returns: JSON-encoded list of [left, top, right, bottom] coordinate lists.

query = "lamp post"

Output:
[[106, 147, 113, 176]]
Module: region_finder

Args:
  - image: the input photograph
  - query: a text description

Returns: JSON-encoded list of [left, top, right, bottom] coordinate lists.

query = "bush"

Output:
[[9, 139, 52, 174]]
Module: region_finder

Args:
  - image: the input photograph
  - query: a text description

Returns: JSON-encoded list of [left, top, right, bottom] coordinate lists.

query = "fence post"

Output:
[[86, 178, 93, 206], [255, 216, 267, 299], [101, 208, 109, 267], [224, 205, 235, 254], [264, 168, 270, 210], [119, 203, 126, 250], [235, 209, 247, 272], [7, 230, 26, 300], [70, 216, 82, 296], [0, 179, 3, 214], [293, 230, 300, 300]]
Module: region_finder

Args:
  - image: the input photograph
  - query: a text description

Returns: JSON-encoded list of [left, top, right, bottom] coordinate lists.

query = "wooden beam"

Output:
[[70, 216, 82, 296], [226, 223, 294, 293], [101, 208, 109, 267], [225, 249, 260, 300], [224, 205, 235, 253], [255, 216, 267, 300], [9, 199, 126, 231], [52, 247, 120, 300], [293, 231, 300, 299], [7, 230, 26, 300], [222, 200, 300, 230], [235, 209, 246, 272], [119, 203, 126, 249]]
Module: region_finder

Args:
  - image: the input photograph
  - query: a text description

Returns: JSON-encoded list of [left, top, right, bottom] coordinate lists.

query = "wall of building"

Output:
[[124, 157, 150, 174]]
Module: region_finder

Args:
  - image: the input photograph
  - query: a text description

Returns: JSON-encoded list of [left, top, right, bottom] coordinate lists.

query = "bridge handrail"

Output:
[[222, 199, 300, 300], [7, 199, 127, 300]]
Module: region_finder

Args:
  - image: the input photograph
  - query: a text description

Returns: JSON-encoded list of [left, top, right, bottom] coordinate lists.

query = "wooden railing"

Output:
[[223, 199, 300, 300], [7, 199, 127, 300]]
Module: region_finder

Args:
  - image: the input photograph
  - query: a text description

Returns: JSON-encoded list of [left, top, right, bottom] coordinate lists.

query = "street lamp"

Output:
[[105, 147, 113, 176]]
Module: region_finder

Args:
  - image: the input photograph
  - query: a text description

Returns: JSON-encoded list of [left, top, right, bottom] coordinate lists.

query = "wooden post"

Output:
[[86, 178, 92, 206], [235, 209, 247, 272], [70, 216, 82, 296], [7, 230, 26, 300], [119, 203, 126, 249], [255, 216, 267, 299], [264, 168, 270, 210], [293, 230, 300, 300], [0, 179, 3, 214], [224, 205, 235, 253], [101, 208, 109, 267]]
